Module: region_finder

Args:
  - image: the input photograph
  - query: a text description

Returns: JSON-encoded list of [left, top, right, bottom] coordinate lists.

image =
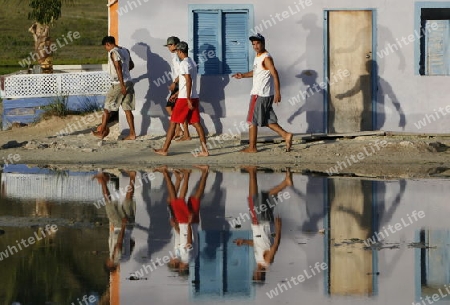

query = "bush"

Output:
[[41, 95, 69, 118]]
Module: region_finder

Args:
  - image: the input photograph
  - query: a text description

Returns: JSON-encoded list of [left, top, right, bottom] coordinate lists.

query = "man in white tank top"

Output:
[[233, 166, 293, 283], [232, 33, 293, 153]]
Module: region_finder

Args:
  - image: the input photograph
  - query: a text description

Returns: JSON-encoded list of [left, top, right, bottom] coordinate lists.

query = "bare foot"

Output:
[[285, 133, 293, 152], [153, 148, 168, 156], [153, 165, 168, 173], [285, 168, 293, 186], [240, 147, 257, 153], [195, 151, 209, 157], [175, 136, 192, 142], [194, 165, 209, 171], [92, 172, 110, 183], [92, 130, 107, 139], [241, 165, 257, 172], [173, 132, 184, 141], [123, 135, 136, 140], [119, 169, 136, 177]]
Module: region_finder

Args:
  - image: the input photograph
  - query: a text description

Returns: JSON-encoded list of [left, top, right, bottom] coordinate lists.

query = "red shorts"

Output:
[[171, 197, 200, 223], [170, 98, 200, 124]]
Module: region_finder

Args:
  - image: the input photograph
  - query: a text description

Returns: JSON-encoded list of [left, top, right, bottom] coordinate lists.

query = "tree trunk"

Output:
[[28, 22, 53, 74]]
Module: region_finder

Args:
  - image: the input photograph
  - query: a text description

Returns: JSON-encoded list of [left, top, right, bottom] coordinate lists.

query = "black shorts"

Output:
[[166, 84, 179, 108]]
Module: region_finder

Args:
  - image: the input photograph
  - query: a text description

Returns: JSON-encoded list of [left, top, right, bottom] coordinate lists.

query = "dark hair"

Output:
[[102, 36, 116, 45]]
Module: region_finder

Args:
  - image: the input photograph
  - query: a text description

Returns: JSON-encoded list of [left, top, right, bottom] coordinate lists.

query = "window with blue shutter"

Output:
[[189, 5, 253, 75], [416, 5, 450, 75]]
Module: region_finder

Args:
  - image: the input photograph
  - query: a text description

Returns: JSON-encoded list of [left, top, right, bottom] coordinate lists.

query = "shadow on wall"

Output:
[[330, 23, 406, 130], [374, 60, 406, 131], [284, 14, 324, 132], [198, 43, 230, 135], [334, 60, 406, 131], [130, 28, 171, 136], [287, 70, 324, 133]]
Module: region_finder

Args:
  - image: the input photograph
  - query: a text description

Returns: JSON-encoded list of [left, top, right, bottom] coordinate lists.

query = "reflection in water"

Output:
[[1, 165, 450, 304], [93, 171, 137, 303]]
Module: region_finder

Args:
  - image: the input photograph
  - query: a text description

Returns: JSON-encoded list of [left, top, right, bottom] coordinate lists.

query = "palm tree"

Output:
[[27, 0, 72, 73]]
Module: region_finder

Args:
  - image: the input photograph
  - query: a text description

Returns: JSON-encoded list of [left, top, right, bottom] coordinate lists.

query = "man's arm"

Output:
[[233, 239, 254, 246], [111, 51, 127, 96], [265, 217, 282, 263], [264, 57, 281, 103], [169, 76, 179, 92], [232, 71, 254, 79], [184, 73, 193, 110]]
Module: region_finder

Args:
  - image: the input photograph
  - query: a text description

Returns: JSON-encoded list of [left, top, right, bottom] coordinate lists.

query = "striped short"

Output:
[[246, 95, 278, 127]]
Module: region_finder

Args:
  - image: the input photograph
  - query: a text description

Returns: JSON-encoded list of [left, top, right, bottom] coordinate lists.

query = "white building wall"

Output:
[[117, 0, 450, 136]]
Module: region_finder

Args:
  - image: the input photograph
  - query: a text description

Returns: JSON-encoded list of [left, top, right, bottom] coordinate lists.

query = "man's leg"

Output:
[[93, 109, 111, 139], [154, 121, 177, 156], [268, 168, 293, 196], [175, 120, 191, 141], [191, 165, 209, 199], [155, 166, 177, 200], [241, 124, 258, 153], [123, 110, 136, 140], [268, 123, 293, 152], [191, 122, 209, 157]]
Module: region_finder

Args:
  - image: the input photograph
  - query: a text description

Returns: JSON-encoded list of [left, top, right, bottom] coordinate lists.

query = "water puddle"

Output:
[[1, 164, 449, 304]]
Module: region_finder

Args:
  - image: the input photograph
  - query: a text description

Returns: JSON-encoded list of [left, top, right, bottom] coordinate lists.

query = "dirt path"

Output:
[[1, 112, 450, 179]]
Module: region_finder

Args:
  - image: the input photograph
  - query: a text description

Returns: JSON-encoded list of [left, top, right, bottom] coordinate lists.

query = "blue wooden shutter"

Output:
[[425, 20, 450, 75], [223, 11, 248, 74], [194, 11, 220, 75]]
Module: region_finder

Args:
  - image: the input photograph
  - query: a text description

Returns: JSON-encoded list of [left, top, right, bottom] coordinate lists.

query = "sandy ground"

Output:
[[1, 111, 450, 179]]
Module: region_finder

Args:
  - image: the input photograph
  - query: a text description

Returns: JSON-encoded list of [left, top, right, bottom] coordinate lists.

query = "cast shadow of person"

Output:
[[198, 43, 230, 135], [131, 29, 172, 135], [287, 70, 325, 133], [197, 170, 229, 260], [335, 60, 405, 130], [233, 166, 293, 283], [132, 169, 172, 265], [332, 179, 407, 282], [335, 24, 406, 73], [156, 165, 209, 277], [286, 14, 322, 79]]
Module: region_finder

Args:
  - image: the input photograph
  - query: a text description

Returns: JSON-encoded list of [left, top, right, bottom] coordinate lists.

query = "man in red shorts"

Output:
[[157, 165, 209, 275], [153, 41, 209, 157]]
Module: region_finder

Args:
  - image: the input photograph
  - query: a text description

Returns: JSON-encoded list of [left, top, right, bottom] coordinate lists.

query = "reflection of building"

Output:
[[325, 178, 378, 296], [415, 229, 450, 303], [190, 231, 254, 299]]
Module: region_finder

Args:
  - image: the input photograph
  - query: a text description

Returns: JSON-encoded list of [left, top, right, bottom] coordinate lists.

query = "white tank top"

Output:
[[250, 52, 274, 97], [251, 222, 272, 267]]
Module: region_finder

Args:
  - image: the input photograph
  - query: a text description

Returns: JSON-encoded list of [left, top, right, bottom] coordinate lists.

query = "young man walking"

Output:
[[232, 33, 293, 152], [164, 36, 190, 141], [94, 36, 136, 140], [154, 41, 209, 157]]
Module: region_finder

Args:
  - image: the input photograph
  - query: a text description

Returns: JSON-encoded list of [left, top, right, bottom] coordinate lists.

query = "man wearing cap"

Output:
[[154, 41, 209, 157], [232, 33, 293, 152], [164, 36, 191, 141]]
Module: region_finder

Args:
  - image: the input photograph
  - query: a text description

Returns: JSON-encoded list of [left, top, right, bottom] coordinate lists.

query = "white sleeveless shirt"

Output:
[[250, 52, 274, 97]]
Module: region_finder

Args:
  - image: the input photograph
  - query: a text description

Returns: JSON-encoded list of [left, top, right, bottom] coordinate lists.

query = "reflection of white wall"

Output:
[[114, 171, 450, 304]]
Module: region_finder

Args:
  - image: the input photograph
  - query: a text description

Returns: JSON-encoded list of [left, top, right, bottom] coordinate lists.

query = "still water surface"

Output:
[[0, 164, 448, 305]]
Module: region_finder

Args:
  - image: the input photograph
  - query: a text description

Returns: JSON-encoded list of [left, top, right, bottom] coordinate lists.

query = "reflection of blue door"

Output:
[[190, 230, 254, 300]]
